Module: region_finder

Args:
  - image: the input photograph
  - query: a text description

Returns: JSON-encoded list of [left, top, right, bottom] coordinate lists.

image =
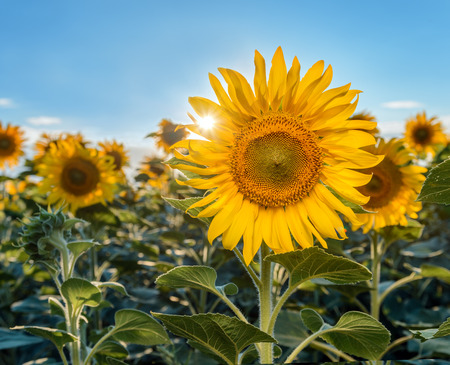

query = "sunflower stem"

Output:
[[259, 243, 273, 364], [370, 231, 383, 320]]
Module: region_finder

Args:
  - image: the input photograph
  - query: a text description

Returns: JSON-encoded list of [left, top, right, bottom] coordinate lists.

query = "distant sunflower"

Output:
[[98, 140, 129, 179], [349, 111, 380, 136], [353, 138, 426, 233], [404, 111, 447, 157], [34, 132, 87, 160], [138, 156, 170, 189], [169, 47, 383, 264], [37, 141, 119, 212], [155, 119, 189, 153], [0, 122, 25, 169]]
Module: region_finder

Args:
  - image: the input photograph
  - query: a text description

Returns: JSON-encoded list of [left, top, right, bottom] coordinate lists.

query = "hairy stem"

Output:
[[259, 243, 273, 364]]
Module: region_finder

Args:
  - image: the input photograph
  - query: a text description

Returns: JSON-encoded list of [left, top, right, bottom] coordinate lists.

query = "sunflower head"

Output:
[[36, 141, 120, 213], [168, 47, 383, 264], [98, 140, 130, 173], [0, 121, 25, 169], [154, 119, 189, 153], [34, 132, 88, 161], [137, 155, 170, 189], [353, 138, 426, 233], [404, 111, 447, 158]]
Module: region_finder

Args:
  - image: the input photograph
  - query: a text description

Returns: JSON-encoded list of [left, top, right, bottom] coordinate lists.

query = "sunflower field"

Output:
[[0, 48, 449, 365]]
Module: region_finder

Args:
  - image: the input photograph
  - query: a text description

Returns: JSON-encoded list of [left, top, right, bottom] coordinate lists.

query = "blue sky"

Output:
[[1, 0, 449, 170]]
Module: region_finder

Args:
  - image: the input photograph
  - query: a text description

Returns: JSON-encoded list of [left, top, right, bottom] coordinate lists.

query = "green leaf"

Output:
[[95, 341, 129, 359], [274, 310, 310, 347], [321, 311, 390, 359], [300, 309, 325, 333], [420, 264, 450, 284], [265, 247, 372, 288], [108, 309, 170, 346], [411, 318, 450, 342], [435, 317, 450, 338], [417, 158, 450, 204], [11, 326, 76, 350], [0, 328, 44, 350], [61, 278, 102, 313], [163, 197, 213, 225], [156, 265, 238, 297], [92, 281, 129, 296], [48, 297, 66, 318], [106, 358, 128, 365], [381, 219, 424, 247], [67, 240, 99, 258], [152, 313, 276, 365]]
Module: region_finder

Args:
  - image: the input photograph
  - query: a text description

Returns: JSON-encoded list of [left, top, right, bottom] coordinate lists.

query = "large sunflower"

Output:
[[155, 119, 189, 153], [169, 47, 383, 264], [404, 111, 447, 157], [36, 141, 119, 212], [352, 138, 426, 233], [0, 121, 25, 169]]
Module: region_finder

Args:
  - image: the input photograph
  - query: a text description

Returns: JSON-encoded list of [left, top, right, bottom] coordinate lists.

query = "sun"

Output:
[[36, 140, 120, 213], [196, 116, 216, 130], [0, 121, 25, 170], [168, 47, 383, 264]]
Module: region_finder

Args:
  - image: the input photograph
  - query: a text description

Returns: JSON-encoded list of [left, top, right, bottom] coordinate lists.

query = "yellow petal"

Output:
[[207, 193, 243, 243], [268, 46, 287, 110]]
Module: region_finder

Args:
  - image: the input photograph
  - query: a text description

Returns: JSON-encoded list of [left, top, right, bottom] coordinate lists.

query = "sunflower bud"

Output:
[[19, 206, 83, 269]]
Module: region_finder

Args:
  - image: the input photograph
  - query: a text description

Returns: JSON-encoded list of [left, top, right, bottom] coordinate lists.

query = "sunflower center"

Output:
[[107, 151, 122, 170], [230, 112, 323, 207], [357, 158, 402, 209], [61, 158, 100, 196], [0, 135, 15, 156], [414, 127, 432, 144]]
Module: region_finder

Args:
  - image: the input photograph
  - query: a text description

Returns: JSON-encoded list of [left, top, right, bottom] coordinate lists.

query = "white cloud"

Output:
[[27, 116, 62, 126], [381, 100, 424, 109], [377, 120, 405, 138], [440, 114, 450, 132], [0, 98, 14, 108]]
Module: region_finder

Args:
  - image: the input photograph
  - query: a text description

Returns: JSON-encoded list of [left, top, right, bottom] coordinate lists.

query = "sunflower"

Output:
[[169, 47, 383, 264], [349, 111, 380, 136], [138, 156, 170, 189], [0, 121, 25, 169], [36, 141, 119, 212], [352, 138, 426, 233], [154, 119, 189, 153], [404, 111, 447, 157], [34, 132, 87, 160], [98, 140, 129, 181]]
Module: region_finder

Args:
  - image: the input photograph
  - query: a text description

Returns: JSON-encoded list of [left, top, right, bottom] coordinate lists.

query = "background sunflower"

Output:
[[36, 140, 119, 212], [403, 111, 447, 158], [353, 138, 426, 233], [0, 122, 25, 170]]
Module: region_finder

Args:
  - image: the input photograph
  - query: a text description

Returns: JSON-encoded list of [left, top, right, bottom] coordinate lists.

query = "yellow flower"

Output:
[[404, 111, 447, 157], [138, 156, 170, 189], [155, 119, 189, 153], [169, 47, 383, 264], [349, 111, 380, 136], [0, 121, 25, 169], [34, 132, 87, 160], [353, 138, 426, 233], [98, 140, 130, 183], [36, 141, 119, 212]]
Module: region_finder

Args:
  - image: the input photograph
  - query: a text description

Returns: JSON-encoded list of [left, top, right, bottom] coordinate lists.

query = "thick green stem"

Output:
[[370, 231, 382, 320], [259, 243, 273, 364], [56, 346, 70, 365]]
